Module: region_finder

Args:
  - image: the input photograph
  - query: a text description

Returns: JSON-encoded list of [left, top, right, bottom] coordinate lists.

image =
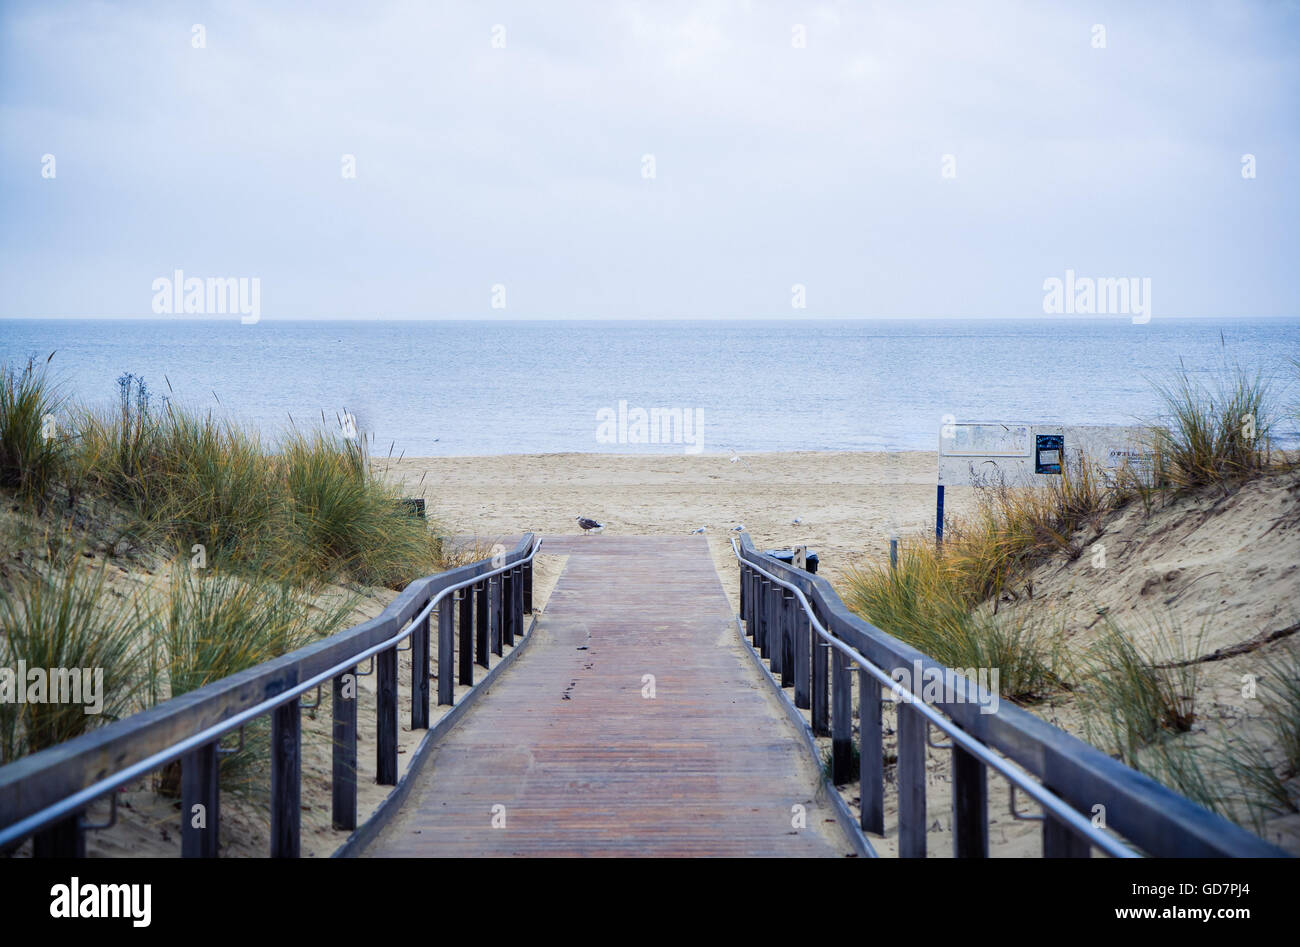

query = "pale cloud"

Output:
[[1, 0, 1297, 319]]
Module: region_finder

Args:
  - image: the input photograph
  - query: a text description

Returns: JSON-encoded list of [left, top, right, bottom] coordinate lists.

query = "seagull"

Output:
[[576, 516, 604, 534], [791, 518, 802, 525], [720, 445, 753, 472], [690, 527, 706, 534], [731, 524, 745, 532]]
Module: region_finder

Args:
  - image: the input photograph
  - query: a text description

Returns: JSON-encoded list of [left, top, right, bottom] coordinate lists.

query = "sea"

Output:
[[1, 318, 1297, 456]]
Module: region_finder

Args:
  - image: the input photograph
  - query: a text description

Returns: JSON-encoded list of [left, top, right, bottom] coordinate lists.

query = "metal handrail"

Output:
[[0, 536, 542, 851], [733, 538, 1135, 858], [731, 534, 1287, 858]]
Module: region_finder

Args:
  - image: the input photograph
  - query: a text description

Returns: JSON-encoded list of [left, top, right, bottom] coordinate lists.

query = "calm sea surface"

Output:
[[1, 318, 1297, 456]]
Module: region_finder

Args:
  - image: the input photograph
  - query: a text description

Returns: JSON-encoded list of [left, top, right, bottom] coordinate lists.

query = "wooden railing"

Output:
[[733, 533, 1286, 858], [0, 533, 541, 857]]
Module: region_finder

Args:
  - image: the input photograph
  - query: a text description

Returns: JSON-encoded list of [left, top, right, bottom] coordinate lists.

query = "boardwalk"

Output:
[[362, 535, 854, 857]]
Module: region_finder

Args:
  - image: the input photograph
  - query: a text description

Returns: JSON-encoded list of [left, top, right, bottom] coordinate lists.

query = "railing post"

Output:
[[412, 601, 430, 730], [780, 588, 795, 688], [757, 579, 770, 658], [458, 588, 474, 686], [332, 667, 357, 831], [1043, 805, 1092, 857], [377, 646, 398, 785], [32, 813, 84, 857], [859, 670, 884, 835], [513, 565, 524, 636], [475, 581, 490, 668], [181, 741, 220, 857], [793, 599, 811, 710], [522, 556, 533, 614], [831, 647, 852, 784], [271, 698, 301, 858], [503, 567, 516, 647], [952, 744, 988, 857], [897, 701, 927, 858], [438, 598, 455, 706], [770, 585, 785, 678], [748, 567, 759, 640], [490, 577, 503, 656], [812, 609, 829, 736], [739, 562, 747, 623]]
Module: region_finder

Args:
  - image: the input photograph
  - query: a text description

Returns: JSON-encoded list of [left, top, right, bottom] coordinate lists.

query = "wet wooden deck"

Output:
[[361, 535, 853, 857]]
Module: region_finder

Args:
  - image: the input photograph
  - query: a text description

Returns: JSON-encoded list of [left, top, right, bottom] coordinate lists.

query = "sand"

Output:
[[382, 451, 969, 588]]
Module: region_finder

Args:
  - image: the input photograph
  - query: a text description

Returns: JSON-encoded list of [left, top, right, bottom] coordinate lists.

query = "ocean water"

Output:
[[1, 318, 1297, 456]]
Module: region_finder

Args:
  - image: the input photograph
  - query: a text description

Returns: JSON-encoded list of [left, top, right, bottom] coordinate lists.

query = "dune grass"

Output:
[[843, 537, 1061, 701], [1150, 361, 1278, 491], [67, 373, 442, 588], [844, 361, 1288, 710], [1074, 615, 1204, 765], [281, 429, 440, 587], [0, 365, 449, 780], [145, 567, 356, 799], [0, 552, 143, 763], [0, 357, 69, 507]]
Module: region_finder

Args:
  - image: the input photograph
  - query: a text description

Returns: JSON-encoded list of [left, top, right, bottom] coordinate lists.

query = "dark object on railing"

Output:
[[764, 548, 819, 574], [0, 534, 540, 859], [399, 498, 426, 518], [734, 531, 1286, 858]]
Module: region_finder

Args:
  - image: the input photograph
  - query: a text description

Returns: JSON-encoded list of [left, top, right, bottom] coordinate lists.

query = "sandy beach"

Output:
[[383, 451, 970, 586]]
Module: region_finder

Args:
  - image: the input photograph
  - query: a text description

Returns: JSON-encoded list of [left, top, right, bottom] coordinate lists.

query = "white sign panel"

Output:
[[939, 422, 1153, 488]]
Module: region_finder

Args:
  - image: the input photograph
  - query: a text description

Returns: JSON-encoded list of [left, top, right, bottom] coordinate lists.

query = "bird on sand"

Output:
[[690, 527, 706, 534], [576, 516, 604, 534], [731, 524, 745, 532]]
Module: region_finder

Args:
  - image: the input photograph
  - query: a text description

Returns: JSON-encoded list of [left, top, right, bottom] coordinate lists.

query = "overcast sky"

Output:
[[2, 1, 1298, 319]]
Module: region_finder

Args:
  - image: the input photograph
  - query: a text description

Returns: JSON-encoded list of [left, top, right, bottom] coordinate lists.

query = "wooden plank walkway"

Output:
[[361, 535, 853, 857]]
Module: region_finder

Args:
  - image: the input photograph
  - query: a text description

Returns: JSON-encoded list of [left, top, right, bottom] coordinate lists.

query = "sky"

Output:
[[2, 0, 1298, 320]]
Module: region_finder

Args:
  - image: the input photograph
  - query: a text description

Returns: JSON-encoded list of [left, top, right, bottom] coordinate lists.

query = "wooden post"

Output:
[[513, 566, 524, 636], [859, 670, 884, 835], [32, 813, 84, 858], [491, 572, 501, 655], [438, 598, 455, 706], [181, 741, 219, 857], [780, 588, 795, 688], [952, 744, 988, 857], [897, 701, 927, 858], [739, 563, 747, 623], [793, 601, 811, 710], [1044, 808, 1092, 858], [411, 604, 430, 730], [271, 699, 301, 858], [458, 589, 474, 686], [757, 579, 770, 658], [522, 558, 533, 613], [488, 578, 500, 656], [831, 647, 852, 784], [332, 667, 357, 831], [377, 646, 398, 785], [770, 586, 785, 678], [812, 618, 829, 737], [745, 567, 756, 637], [502, 568, 515, 647], [475, 581, 489, 668]]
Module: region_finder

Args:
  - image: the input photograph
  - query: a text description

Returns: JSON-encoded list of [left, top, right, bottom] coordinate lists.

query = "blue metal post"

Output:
[[936, 484, 945, 543]]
